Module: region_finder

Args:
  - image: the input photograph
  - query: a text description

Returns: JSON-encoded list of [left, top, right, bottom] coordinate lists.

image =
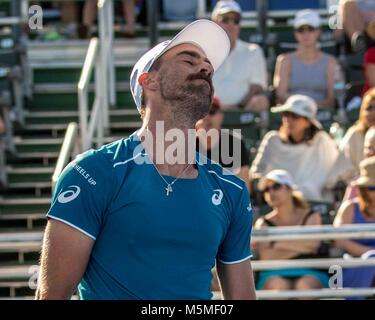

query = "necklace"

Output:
[[151, 162, 193, 196]]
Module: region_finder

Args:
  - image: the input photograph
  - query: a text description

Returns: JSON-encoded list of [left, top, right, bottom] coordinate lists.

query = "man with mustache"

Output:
[[36, 20, 256, 300]]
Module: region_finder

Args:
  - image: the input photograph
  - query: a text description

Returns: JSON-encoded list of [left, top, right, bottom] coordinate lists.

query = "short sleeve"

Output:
[[250, 131, 274, 178], [46, 150, 114, 240], [365, 47, 375, 64], [216, 187, 253, 264], [248, 45, 267, 88]]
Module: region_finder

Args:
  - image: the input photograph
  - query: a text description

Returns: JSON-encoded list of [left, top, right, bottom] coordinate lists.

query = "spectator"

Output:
[[337, 0, 375, 52], [326, 88, 375, 187], [273, 9, 338, 109], [211, 0, 269, 111], [59, 1, 80, 38], [363, 22, 375, 94], [250, 95, 338, 202], [342, 126, 375, 201], [79, 0, 139, 39], [334, 156, 375, 292], [254, 170, 328, 294], [196, 97, 250, 189]]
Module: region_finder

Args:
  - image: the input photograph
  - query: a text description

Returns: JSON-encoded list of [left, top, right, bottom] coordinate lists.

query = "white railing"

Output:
[[78, 0, 115, 151], [51, 122, 79, 191], [252, 257, 375, 271], [212, 288, 375, 300], [252, 224, 375, 241]]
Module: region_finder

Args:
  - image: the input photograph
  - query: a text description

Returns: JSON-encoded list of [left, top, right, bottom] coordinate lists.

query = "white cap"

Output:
[[130, 19, 230, 112], [211, 0, 242, 20], [258, 169, 298, 191], [271, 94, 322, 130], [293, 9, 321, 29]]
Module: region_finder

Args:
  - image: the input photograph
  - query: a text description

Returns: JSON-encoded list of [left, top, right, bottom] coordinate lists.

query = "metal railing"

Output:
[[78, 0, 115, 151], [252, 224, 375, 241], [212, 288, 375, 300], [51, 122, 79, 191]]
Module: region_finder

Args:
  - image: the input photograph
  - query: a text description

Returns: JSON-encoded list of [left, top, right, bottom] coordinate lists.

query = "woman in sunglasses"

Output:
[[273, 9, 338, 109], [254, 170, 329, 294], [327, 88, 375, 188], [250, 95, 338, 202], [334, 157, 375, 293]]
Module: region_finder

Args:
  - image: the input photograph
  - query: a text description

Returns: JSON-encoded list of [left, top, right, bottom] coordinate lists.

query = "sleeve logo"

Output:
[[212, 189, 224, 206], [57, 185, 81, 204]]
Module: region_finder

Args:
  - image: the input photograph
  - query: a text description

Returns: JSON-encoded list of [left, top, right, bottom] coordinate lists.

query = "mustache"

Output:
[[187, 72, 213, 91]]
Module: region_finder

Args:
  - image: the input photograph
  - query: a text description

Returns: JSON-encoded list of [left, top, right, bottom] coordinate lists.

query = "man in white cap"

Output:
[[36, 20, 256, 300], [211, 0, 269, 111]]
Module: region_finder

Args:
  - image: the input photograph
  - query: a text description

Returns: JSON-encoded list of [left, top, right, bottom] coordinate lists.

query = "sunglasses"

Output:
[[220, 16, 241, 25], [295, 26, 316, 33], [264, 183, 283, 193], [365, 186, 375, 191], [281, 112, 304, 119]]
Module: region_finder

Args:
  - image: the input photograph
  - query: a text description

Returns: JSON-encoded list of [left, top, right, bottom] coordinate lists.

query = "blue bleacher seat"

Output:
[[210, 0, 325, 12], [162, 0, 198, 21]]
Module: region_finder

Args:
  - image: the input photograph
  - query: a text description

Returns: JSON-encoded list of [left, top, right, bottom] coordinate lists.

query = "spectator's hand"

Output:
[[246, 94, 269, 112]]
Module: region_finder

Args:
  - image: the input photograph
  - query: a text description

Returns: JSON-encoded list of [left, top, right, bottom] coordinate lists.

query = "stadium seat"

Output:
[[162, 0, 198, 21], [222, 110, 262, 151]]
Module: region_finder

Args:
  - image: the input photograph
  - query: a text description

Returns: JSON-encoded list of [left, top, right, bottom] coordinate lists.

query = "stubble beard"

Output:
[[159, 72, 213, 129]]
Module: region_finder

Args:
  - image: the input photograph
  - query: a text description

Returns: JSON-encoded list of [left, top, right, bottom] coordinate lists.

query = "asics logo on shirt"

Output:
[[212, 189, 223, 206], [58, 185, 81, 204]]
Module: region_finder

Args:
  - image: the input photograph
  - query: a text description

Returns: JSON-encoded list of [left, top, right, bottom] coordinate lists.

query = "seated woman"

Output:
[[273, 9, 337, 109], [254, 169, 329, 294], [334, 156, 375, 291], [250, 95, 338, 202], [326, 88, 375, 187]]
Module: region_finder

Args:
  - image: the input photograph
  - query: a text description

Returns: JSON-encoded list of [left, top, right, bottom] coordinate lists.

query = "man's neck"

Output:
[[137, 108, 198, 178]]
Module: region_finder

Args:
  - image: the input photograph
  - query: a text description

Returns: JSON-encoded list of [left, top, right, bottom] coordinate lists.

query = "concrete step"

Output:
[[0, 197, 50, 215], [33, 81, 130, 94]]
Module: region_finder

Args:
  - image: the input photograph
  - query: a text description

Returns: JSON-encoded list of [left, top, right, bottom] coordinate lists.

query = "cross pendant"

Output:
[[166, 184, 173, 196]]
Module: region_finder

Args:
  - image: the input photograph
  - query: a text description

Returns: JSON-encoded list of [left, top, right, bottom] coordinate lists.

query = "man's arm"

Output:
[[36, 219, 95, 300], [216, 259, 256, 300]]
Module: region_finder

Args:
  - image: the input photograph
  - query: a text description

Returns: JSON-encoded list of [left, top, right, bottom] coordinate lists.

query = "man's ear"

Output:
[[139, 72, 158, 92]]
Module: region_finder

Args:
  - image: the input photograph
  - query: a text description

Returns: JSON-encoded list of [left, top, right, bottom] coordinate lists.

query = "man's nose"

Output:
[[199, 62, 213, 79]]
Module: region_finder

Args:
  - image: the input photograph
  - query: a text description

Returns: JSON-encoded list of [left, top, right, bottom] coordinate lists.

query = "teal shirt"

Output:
[[47, 132, 253, 300]]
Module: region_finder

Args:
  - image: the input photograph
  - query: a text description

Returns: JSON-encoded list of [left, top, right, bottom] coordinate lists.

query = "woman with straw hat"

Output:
[[250, 94, 338, 202]]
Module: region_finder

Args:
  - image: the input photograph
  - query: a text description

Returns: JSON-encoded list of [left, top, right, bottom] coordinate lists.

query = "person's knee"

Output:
[[263, 276, 292, 290], [294, 276, 322, 290]]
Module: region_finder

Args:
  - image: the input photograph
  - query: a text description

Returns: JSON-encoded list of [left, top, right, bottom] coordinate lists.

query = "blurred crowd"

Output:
[[10, 0, 375, 297], [194, 0, 375, 296]]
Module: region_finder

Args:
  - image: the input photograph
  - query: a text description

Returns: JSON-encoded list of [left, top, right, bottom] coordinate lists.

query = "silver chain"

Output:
[[150, 162, 192, 196]]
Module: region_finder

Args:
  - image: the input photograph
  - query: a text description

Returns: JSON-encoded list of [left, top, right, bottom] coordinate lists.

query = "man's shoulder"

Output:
[[261, 130, 280, 143], [68, 135, 139, 173], [237, 39, 264, 55], [197, 153, 247, 192]]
